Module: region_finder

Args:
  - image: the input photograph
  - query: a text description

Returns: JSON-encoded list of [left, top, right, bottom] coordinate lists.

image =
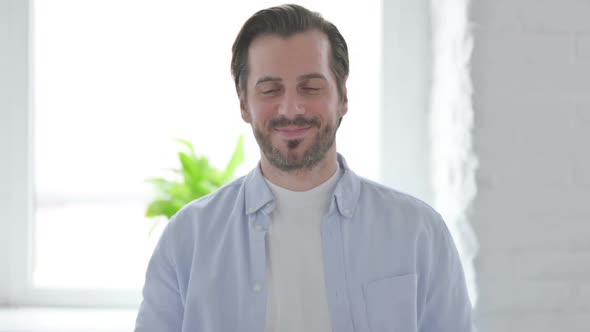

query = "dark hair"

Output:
[[231, 4, 349, 100]]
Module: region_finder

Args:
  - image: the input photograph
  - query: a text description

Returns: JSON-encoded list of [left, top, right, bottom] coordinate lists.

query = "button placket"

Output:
[[248, 210, 268, 292], [253, 283, 263, 293], [246, 209, 269, 331], [321, 215, 354, 332]]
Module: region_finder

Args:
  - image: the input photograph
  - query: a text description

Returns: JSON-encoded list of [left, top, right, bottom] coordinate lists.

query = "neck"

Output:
[[260, 148, 338, 192]]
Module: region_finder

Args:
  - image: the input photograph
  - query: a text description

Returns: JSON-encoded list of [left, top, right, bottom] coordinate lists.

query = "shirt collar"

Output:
[[243, 153, 361, 220], [332, 154, 361, 220], [243, 163, 275, 216]]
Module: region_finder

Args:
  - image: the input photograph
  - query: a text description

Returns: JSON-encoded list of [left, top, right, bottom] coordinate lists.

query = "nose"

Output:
[[277, 90, 305, 117]]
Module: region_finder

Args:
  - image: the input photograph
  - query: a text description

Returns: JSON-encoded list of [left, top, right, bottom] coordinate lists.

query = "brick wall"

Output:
[[470, 0, 590, 331]]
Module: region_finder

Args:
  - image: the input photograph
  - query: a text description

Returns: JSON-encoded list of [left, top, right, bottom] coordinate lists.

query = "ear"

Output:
[[339, 81, 348, 117], [240, 94, 251, 124]]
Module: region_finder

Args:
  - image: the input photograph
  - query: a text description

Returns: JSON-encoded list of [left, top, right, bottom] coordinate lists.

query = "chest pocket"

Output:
[[362, 274, 417, 332]]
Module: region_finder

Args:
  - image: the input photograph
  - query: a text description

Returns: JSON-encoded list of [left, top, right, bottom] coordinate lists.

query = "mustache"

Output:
[[270, 116, 321, 129]]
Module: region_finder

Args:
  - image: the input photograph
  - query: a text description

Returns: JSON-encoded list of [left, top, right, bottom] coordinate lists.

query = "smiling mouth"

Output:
[[274, 125, 312, 138]]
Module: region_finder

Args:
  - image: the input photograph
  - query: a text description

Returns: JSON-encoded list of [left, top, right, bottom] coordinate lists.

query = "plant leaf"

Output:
[[144, 136, 246, 231], [219, 135, 245, 183], [178, 151, 201, 184], [175, 138, 197, 157], [163, 182, 192, 201], [145, 199, 183, 219]]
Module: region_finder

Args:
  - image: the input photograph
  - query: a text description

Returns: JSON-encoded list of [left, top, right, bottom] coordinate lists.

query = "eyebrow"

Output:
[[254, 73, 327, 86], [297, 73, 327, 82], [255, 76, 282, 86]]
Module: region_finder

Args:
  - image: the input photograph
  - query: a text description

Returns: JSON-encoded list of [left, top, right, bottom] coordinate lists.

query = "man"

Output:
[[135, 4, 473, 332]]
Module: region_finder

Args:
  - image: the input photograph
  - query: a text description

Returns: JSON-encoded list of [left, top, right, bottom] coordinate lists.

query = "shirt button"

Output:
[[254, 224, 264, 232], [253, 283, 262, 293], [248, 207, 255, 214], [344, 209, 350, 216]]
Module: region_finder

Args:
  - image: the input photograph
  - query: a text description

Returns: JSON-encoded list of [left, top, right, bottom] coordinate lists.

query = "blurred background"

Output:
[[0, 0, 589, 331]]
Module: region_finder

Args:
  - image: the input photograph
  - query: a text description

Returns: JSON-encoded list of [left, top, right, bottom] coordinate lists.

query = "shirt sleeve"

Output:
[[134, 221, 184, 332], [419, 214, 474, 332]]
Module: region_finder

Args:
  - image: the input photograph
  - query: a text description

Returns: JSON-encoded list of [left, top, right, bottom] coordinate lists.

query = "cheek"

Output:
[[308, 99, 341, 120], [305, 98, 328, 111], [248, 101, 276, 125]]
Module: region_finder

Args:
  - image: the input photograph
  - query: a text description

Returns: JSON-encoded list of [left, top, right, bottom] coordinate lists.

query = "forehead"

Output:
[[247, 30, 332, 80]]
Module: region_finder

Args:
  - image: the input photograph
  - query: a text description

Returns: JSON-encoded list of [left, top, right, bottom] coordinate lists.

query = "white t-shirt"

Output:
[[263, 166, 342, 332]]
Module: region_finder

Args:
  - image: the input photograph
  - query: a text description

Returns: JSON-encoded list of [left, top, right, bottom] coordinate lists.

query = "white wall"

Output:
[[471, 0, 590, 330]]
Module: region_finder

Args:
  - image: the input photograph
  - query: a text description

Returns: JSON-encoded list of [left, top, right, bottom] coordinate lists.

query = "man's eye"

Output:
[[302, 87, 320, 91], [262, 89, 279, 94]]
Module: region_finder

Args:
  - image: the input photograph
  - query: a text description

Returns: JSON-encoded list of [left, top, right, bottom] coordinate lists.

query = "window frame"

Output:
[[0, 0, 439, 309], [0, 0, 141, 308], [0, 0, 34, 307]]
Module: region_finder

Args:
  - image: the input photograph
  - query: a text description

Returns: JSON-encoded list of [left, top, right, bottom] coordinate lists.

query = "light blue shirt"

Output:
[[135, 154, 473, 332]]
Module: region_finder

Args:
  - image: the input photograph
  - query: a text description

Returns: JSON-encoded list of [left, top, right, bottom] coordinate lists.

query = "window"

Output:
[[1, 0, 382, 308], [3, 2, 478, 326]]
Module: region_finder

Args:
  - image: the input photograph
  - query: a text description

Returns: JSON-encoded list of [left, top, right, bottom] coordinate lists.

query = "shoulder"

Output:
[[163, 175, 247, 238], [355, 176, 445, 235], [358, 176, 441, 219], [183, 176, 246, 214]]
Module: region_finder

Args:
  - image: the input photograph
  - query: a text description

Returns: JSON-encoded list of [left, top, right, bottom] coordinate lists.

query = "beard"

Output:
[[253, 115, 338, 172]]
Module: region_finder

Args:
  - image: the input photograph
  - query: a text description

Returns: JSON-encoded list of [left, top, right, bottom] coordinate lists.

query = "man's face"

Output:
[[240, 30, 348, 172]]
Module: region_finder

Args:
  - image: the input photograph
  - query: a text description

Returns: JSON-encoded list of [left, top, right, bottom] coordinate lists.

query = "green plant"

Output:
[[145, 135, 245, 230]]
